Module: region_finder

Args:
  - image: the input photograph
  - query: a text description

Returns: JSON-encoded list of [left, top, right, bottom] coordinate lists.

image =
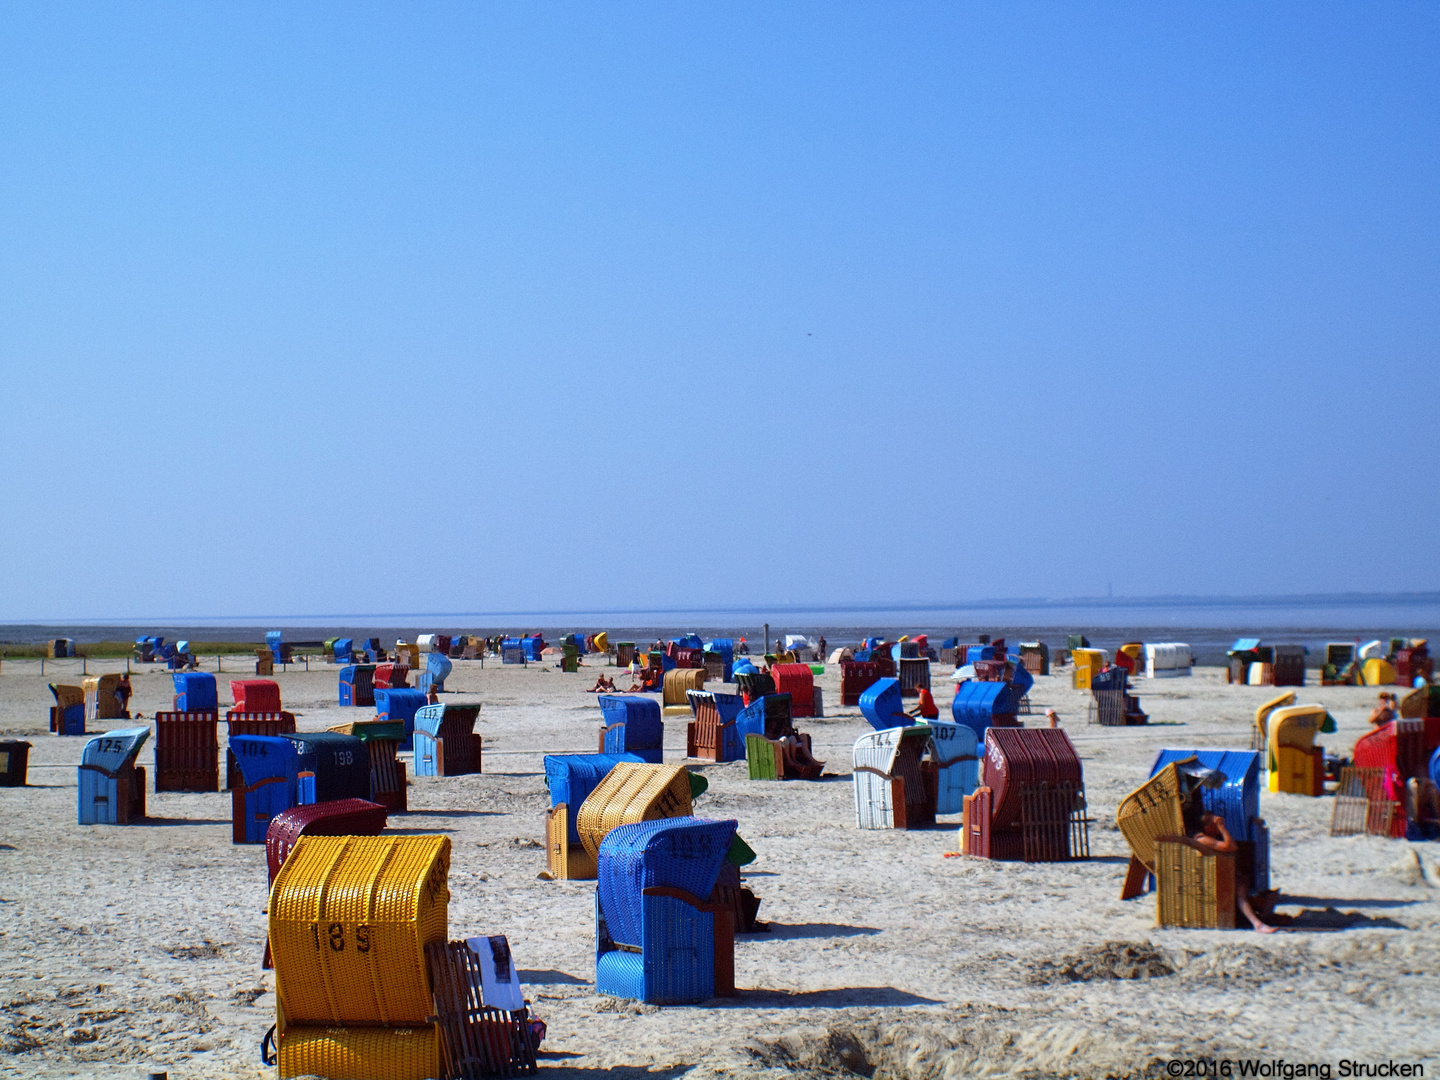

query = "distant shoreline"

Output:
[[7, 589, 1440, 626]]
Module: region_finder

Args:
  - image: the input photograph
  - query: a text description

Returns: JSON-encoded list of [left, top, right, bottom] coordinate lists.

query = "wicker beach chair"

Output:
[[153, 712, 220, 792], [172, 672, 218, 712], [338, 664, 378, 707], [595, 817, 739, 1004], [329, 719, 408, 810], [82, 674, 131, 723], [1399, 684, 1440, 719], [373, 663, 411, 690], [897, 657, 931, 699], [269, 835, 450, 1079], [662, 668, 706, 713], [1070, 648, 1107, 689], [376, 688, 429, 752], [1266, 705, 1329, 795], [685, 690, 745, 762], [949, 679, 1021, 742], [575, 761, 695, 860], [230, 678, 282, 713], [852, 726, 937, 830], [734, 670, 776, 706], [770, 663, 815, 717], [0, 741, 31, 787], [412, 703, 483, 778], [1350, 718, 1440, 838], [77, 726, 149, 825], [48, 683, 86, 735], [859, 678, 909, 731], [229, 732, 370, 843], [543, 753, 644, 880], [419, 652, 453, 695], [597, 695, 664, 763], [1150, 749, 1268, 892], [840, 660, 883, 706], [974, 727, 1088, 861], [1251, 691, 1297, 750], [738, 694, 824, 780]]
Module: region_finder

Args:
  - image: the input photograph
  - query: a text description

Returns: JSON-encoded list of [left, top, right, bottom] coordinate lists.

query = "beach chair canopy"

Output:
[[281, 731, 371, 802], [544, 753, 645, 843], [859, 678, 909, 730], [81, 727, 150, 774], [599, 696, 663, 740], [1150, 749, 1260, 842], [982, 727, 1083, 832], [376, 688, 428, 721], [231, 679, 282, 713], [951, 680, 1021, 740], [172, 672, 217, 712], [597, 816, 737, 948]]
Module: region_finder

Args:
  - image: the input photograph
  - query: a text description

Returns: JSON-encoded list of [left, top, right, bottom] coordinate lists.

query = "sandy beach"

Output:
[[1, 655, 1437, 1079]]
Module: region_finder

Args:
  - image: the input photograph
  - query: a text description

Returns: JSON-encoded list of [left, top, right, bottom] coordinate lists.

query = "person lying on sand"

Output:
[[1192, 812, 1277, 933]]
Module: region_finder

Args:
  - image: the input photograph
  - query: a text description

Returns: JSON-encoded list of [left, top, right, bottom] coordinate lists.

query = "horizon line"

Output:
[[7, 589, 1440, 625]]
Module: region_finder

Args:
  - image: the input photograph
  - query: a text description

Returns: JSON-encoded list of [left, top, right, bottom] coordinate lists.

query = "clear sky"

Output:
[[0, 3, 1436, 620]]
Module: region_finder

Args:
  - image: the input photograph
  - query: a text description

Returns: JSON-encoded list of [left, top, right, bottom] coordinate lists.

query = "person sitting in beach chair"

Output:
[[906, 687, 939, 720], [1192, 812, 1278, 933], [1368, 693, 1398, 727], [778, 733, 824, 775], [1405, 778, 1440, 840]]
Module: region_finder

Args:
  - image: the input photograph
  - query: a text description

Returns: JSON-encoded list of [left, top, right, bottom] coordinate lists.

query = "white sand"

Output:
[[1, 657, 1437, 1079]]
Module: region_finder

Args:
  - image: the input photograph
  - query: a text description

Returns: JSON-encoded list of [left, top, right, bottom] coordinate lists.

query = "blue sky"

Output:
[[0, 3, 1436, 620]]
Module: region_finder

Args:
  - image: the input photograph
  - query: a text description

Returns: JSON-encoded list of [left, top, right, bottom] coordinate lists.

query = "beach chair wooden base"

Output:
[[710, 863, 762, 934], [78, 765, 146, 825], [1019, 783, 1090, 861], [546, 804, 598, 880], [961, 786, 991, 856], [1121, 855, 1151, 900], [1155, 838, 1237, 929]]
